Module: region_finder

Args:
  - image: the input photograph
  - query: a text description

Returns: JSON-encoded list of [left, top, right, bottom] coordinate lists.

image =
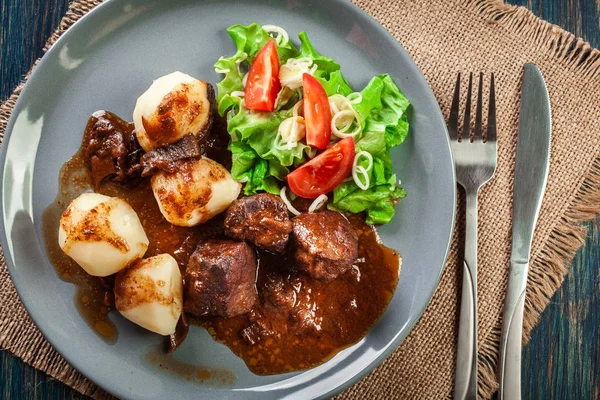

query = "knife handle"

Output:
[[454, 191, 478, 400], [499, 262, 529, 400]]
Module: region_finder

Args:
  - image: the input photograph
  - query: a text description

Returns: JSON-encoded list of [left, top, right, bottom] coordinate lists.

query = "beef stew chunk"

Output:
[[224, 194, 293, 254], [140, 134, 202, 176], [240, 323, 263, 345], [240, 263, 335, 346], [83, 110, 142, 188], [291, 211, 358, 281], [240, 274, 296, 345], [183, 241, 258, 317]]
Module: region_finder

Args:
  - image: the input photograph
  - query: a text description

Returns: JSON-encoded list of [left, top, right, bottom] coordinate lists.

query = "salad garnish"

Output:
[[215, 23, 410, 224]]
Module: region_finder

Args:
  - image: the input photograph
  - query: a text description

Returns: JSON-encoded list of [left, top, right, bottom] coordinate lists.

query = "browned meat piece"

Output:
[[240, 323, 262, 345], [290, 197, 326, 213], [82, 110, 142, 188], [261, 273, 297, 310], [291, 211, 358, 281], [199, 114, 231, 170], [100, 275, 116, 308], [261, 271, 325, 337], [224, 194, 293, 254], [184, 241, 258, 318], [241, 267, 325, 346], [140, 134, 201, 176], [166, 313, 189, 353]]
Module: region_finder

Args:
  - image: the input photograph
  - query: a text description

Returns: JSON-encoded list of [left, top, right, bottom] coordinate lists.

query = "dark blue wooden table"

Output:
[[1, 1, 599, 398]]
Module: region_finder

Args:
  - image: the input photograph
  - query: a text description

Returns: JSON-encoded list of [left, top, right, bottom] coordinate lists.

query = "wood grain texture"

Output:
[[505, 2, 600, 398], [0, 0, 599, 399], [521, 219, 600, 400]]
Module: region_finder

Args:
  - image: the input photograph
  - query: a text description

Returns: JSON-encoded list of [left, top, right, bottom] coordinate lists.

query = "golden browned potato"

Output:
[[58, 193, 149, 277], [133, 71, 214, 152], [115, 254, 183, 335], [150, 157, 241, 227]]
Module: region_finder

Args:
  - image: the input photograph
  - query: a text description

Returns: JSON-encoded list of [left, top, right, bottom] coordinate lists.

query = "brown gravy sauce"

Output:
[[42, 153, 119, 343], [144, 344, 236, 385], [41, 114, 401, 375]]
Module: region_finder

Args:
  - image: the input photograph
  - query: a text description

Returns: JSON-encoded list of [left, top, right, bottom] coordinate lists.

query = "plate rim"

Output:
[[0, 0, 456, 398]]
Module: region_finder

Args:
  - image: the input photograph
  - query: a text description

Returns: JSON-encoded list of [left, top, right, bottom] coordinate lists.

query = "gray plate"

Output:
[[0, 0, 455, 399]]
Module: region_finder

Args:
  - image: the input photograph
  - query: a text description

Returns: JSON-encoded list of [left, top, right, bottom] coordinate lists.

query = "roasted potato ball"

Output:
[[151, 157, 241, 226], [115, 254, 183, 335], [133, 71, 214, 152], [58, 193, 149, 277]]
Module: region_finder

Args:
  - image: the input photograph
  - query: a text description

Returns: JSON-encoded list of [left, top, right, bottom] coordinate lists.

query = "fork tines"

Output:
[[448, 72, 496, 143]]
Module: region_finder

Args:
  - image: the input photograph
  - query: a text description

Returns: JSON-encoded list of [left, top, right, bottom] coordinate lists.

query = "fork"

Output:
[[449, 72, 497, 400]]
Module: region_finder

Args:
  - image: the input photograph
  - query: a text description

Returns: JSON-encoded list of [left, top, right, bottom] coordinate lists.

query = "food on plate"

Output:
[[150, 157, 241, 226], [45, 22, 408, 376], [58, 193, 149, 277], [133, 71, 214, 152], [183, 241, 258, 317], [140, 134, 201, 176], [215, 24, 410, 224], [286, 137, 355, 199], [291, 211, 359, 281], [244, 39, 280, 111], [83, 111, 143, 188], [224, 193, 292, 253], [166, 312, 190, 353], [115, 254, 183, 335], [302, 73, 332, 149]]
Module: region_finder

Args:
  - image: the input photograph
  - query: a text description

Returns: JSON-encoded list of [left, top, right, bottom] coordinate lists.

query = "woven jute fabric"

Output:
[[1, 0, 599, 399]]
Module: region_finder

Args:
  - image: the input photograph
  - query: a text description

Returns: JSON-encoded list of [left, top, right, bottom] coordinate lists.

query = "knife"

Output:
[[498, 63, 552, 400]]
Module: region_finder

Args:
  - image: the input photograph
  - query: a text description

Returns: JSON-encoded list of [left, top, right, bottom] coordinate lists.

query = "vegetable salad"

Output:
[[214, 23, 410, 224]]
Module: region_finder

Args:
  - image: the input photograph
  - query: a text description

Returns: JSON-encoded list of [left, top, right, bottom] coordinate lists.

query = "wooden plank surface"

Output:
[[0, 0, 598, 398]]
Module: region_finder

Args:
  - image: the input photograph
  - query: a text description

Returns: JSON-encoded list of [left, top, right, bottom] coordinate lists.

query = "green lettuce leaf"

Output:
[[229, 140, 257, 179], [330, 184, 406, 224], [329, 74, 410, 224], [227, 107, 308, 168], [298, 31, 340, 78], [353, 77, 383, 130], [229, 141, 280, 195], [364, 74, 410, 148], [248, 158, 280, 195], [317, 70, 353, 96]]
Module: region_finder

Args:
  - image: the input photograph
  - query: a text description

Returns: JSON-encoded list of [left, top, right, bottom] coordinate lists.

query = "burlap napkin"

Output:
[[1, 0, 599, 398]]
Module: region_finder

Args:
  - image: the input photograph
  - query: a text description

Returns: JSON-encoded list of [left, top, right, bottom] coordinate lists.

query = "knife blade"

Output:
[[499, 63, 552, 400]]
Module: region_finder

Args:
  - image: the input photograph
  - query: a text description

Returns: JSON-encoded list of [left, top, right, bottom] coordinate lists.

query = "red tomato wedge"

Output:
[[302, 73, 332, 149], [244, 40, 280, 111], [287, 137, 355, 198]]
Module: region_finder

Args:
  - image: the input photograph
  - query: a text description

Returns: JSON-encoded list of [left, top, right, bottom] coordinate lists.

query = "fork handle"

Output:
[[454, 190, 479, 400]]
